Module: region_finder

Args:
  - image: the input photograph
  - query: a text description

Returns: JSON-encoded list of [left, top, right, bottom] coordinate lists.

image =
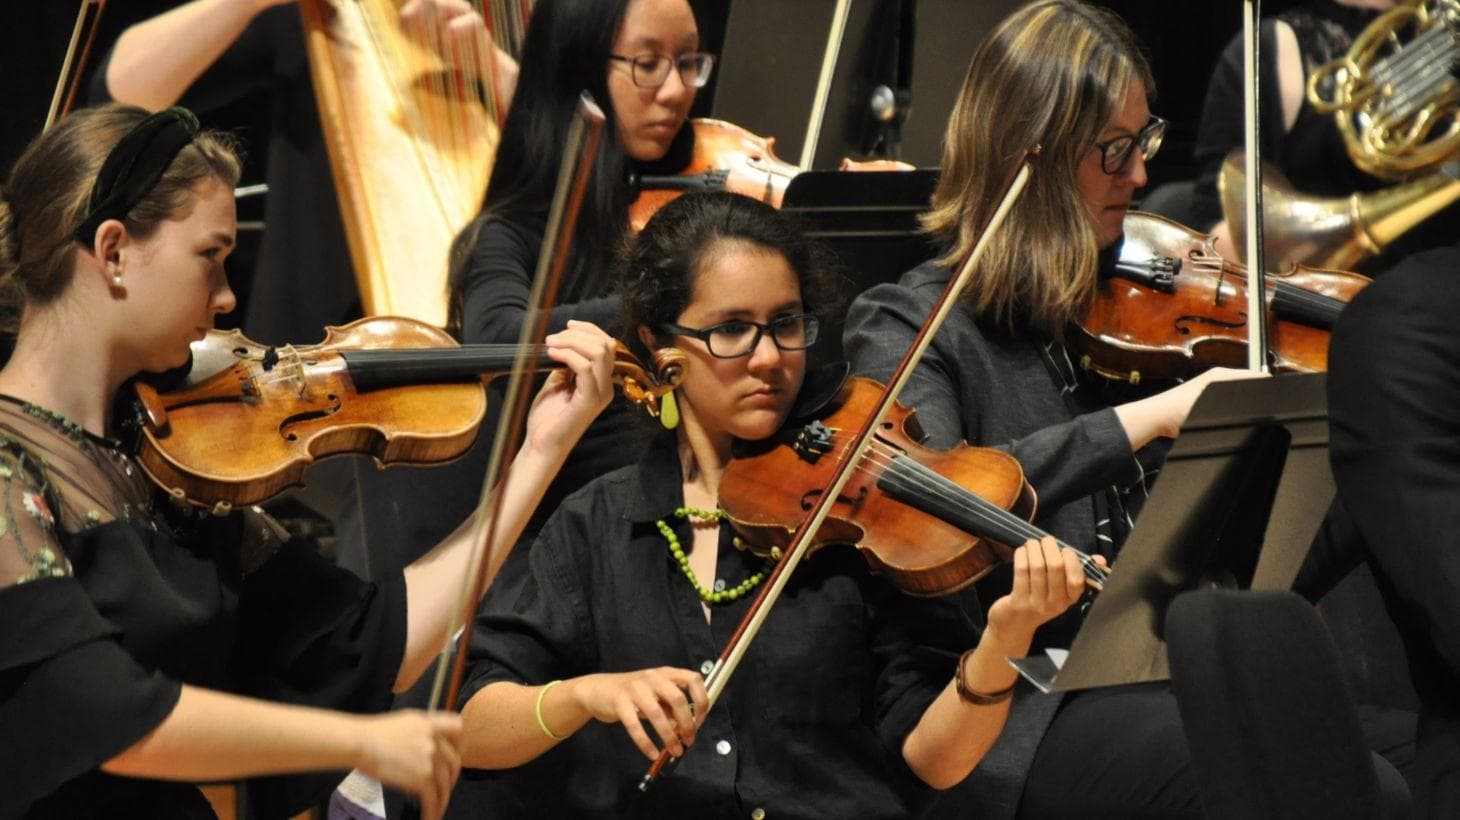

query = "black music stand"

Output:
[[781, 169, 939, 366], [1010, 372, 1336, 692]]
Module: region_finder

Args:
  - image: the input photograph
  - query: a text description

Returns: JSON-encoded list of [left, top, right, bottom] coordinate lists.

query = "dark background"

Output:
[[0, 0, 1306, 319], [3, 1, 1304, 182]]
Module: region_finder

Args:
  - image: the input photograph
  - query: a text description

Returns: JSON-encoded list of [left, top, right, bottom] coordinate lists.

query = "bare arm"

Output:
[[395, 322, 617, 692], [461, 667, 708, 769], [901, 539, 1092, 789], [104, 684, 461, 819], [105, 0, 293, 110], [1114, 367, 1268, 450]]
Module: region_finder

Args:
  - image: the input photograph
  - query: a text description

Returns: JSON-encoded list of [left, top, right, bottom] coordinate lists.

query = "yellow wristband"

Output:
[[535, 680, 568, 741]]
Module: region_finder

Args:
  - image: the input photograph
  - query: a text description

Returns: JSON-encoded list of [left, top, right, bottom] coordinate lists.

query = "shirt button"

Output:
[[714, 578, 727, 592], [700, 660, 715, 676], [715, 739, 732, 756], [751, 810, 766, 820]]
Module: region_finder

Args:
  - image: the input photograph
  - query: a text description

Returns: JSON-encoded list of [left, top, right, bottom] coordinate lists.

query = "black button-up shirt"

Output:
[[461, 432, 977, 819]]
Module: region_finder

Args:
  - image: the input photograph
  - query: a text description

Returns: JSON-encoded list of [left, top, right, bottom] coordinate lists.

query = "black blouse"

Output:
[[0, 401, 406, 819], [460, 432, 976, 819]]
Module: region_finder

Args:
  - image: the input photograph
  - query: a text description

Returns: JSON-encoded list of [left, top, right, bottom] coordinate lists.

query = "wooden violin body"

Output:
[[720, 377, 1036, 597], [132, 316, 682, 513], [1072, 211, 1372, 384], [134, 318, 484, 513]]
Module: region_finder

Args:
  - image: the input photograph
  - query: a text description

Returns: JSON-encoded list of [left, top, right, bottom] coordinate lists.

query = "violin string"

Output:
[[806, 432, 1107, 583], [1186, 253, 1348, 319]]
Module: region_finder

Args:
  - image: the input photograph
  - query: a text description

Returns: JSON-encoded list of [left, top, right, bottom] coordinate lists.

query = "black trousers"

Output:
[[1018, 682, 1412, 819], [1019, 683, 1200, 820]]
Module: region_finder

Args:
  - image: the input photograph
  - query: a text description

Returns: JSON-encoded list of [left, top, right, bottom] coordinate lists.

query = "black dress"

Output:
[[0, 399, 406, 819]]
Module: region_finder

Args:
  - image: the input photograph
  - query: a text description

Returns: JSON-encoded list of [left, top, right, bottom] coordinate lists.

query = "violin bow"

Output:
[[46, 0, 108, 129], [1240, 0, 1271, 372], [640, 146, 1041, 791], [799, 0, 853, 168], [424, 92, 606, 717]]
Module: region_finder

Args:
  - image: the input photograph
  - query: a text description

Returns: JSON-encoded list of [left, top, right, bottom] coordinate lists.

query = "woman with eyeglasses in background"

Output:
[[357, 0, 713, 554], [346, 0, 717, 662], [844, 2, 1263, 817]]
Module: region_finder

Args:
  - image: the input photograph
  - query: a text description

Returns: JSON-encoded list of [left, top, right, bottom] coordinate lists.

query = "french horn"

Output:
[[1307, 0, 1460, 179], [1219, 151, 1460, 270]]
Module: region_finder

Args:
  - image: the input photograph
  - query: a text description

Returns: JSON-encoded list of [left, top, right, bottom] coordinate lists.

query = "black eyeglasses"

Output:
[[658, 314, 819, 359], [1095, 116, 1166, 175], [608, 52, 716, 89]]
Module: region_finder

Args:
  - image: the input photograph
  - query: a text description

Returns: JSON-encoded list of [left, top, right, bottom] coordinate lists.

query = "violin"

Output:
[[1070, 211, 1372, 384], [627, 119, 914, 231], [130, 316, 683, 513], [720, 376, 1108, 597]]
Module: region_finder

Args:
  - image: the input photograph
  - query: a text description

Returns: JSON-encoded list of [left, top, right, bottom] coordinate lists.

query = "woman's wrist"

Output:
[[977, 620, 1036, 659], [544, 676, 590, 736]]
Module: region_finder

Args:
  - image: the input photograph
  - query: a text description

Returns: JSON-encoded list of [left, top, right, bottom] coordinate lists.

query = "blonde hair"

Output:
[[923, 0, 1153, 337], [0, 104, 240, 334]]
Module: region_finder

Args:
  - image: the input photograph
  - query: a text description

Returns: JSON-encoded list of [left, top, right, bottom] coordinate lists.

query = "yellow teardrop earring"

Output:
[[659, 388, 680, 430]]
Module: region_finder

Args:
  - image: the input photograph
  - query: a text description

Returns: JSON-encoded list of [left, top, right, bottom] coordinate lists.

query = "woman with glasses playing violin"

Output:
[[455, 190, 1096, 819], [844, 2, 1270, 817], [347, 0, 716, 671], [360, 0, 714, 555]]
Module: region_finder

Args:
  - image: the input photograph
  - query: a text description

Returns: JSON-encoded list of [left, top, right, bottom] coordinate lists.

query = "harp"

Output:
[[298, 0, 532, 326]]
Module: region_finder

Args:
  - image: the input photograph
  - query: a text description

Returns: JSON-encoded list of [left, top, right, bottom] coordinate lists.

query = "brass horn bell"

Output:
[[1219, 150, 1460, 270]]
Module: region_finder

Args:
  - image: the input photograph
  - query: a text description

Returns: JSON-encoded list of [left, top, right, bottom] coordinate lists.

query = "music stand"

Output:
[[1010, 372, 1335, 692]]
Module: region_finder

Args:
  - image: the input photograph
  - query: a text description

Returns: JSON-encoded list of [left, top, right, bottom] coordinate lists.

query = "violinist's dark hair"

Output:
[[445, 0, 695, 338], [618, 191, 841, 345], [924, 0, 1153, 337], [0, 103, 239, 334]]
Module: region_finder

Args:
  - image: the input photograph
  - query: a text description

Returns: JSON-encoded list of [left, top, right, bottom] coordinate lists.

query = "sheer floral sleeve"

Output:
[[0, 435, 72, 590]]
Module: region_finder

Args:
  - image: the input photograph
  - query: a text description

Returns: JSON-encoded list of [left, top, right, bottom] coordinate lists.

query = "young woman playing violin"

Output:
[[844, 2, 1264, 817], [438, 0, 710, 538], [454, 191, 1095, 817], [0, 104, 618, 819]]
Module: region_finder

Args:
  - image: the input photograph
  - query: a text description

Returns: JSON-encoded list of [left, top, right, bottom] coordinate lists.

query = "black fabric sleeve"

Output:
[[1328, 250, 1460, 687], [230, 535, 406, 711], [844, 281, 1137, 513], [457, 218, 621, 345], [229, 535, 407, 817], [459, 502, 597, 706], [866, 582, 975, 777], [0, 578, 181, 818]]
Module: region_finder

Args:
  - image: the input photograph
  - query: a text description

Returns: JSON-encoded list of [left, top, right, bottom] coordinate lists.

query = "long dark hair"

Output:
[[445, 0, 694, 335]]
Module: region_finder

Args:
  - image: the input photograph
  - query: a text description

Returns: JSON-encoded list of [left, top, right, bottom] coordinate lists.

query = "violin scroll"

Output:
[[612, 345, 687, 418]]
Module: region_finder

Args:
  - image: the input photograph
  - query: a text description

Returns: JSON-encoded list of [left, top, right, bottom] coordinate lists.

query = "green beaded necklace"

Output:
[[659, 506, 774, 605]]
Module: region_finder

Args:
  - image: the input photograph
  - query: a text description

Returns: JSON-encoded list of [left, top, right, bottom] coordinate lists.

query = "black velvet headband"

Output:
[[72, 107, 201, 245]]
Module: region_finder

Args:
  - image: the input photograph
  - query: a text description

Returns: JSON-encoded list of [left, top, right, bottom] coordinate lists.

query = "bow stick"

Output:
[[425, 92, 606, 715], [1241, 0, 1271, 372], [46, 0, 108, 128]]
